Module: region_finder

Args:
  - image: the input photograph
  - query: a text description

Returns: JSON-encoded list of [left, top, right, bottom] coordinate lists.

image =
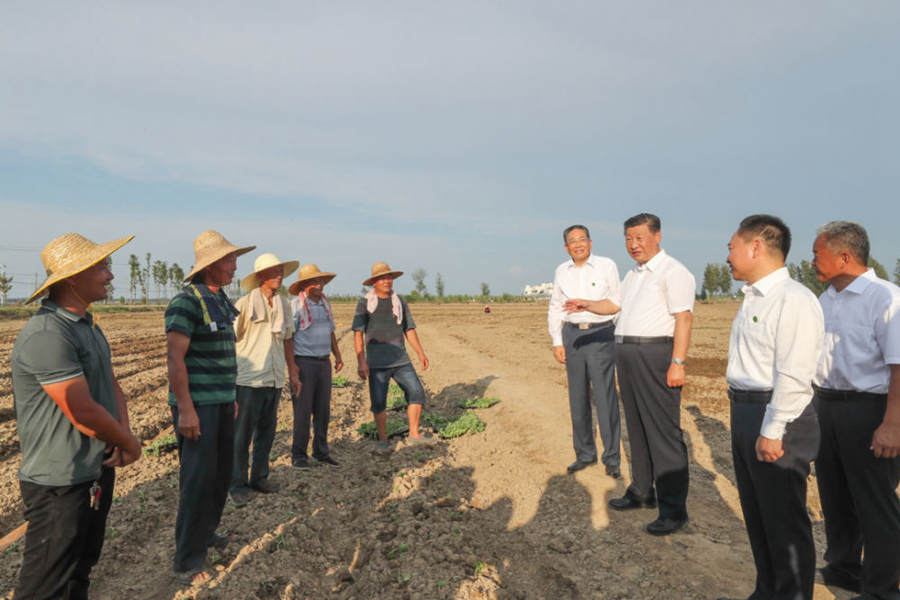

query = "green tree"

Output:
[[128, 254, 141, 304], [168, 263, 185, 296], [716, 264, 733, 296], [787, 260, 828, 296], [701, 263, 733, 297], [893, 259, 900, 286], [701, 264, 718, 297], [435, 272, 445, 298], [0, 273, 13, 306], [153, 260, 169, 302], [412, 268, 428, 297], [142, 253, 152, 303], [480, 282, 491, 298], [868, 257, 888, 281]]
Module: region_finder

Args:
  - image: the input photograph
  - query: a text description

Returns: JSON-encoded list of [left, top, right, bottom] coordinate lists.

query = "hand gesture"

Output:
[[178, 407, 202, 441], [755, 435, 784, 463], [872, 421, 900, 458], [563, 299, 588, 314], [553, 346, 566, 364]]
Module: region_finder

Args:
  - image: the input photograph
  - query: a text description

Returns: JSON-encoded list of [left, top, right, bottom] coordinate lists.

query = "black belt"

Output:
[[728, 388, 773, 403], [295, 355, 330, 361], [813, 386, 887, 402], [615, 335, 673, 345], [565, 321, 614, 331]]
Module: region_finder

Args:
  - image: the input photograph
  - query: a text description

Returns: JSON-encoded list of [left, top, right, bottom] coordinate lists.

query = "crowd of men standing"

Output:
[[7, 213, 900, 599], [551, 213, 900, 600], [8, 228, 432, 594]]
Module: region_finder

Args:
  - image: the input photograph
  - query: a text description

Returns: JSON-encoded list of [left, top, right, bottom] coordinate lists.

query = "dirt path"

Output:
[[0, 304, 852, 599]]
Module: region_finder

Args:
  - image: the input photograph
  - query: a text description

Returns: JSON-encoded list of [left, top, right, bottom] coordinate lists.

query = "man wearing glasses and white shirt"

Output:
[[566, 213, 695, 536], [548, 224, 622, 478]]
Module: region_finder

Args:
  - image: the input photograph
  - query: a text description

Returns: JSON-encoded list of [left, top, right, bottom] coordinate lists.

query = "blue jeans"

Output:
[[368, 363, 426, 413], [231, 385, 280, 493]]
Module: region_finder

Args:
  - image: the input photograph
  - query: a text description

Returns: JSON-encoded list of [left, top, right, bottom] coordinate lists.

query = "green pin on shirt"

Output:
[[592, 282, 596, 286], [753, 316, 758, 323]]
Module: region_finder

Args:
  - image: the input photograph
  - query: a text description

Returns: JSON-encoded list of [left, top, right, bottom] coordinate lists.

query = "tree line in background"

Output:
[[7, 254, 900, 308], [126, 253, 185, 304], [700, 257, 900, 299]]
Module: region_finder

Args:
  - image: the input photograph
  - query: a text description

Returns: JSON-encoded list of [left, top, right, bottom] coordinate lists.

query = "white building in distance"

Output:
[[524, 283, 553, 296]]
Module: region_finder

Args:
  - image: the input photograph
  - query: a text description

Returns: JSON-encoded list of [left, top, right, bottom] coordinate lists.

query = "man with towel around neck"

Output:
[[229, 253, 299, 506], [353, 262, 431, 450], [288, 264, 344, 468]]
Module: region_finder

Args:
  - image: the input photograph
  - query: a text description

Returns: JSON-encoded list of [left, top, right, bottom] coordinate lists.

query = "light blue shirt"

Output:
[[292, 299, 334, 357]]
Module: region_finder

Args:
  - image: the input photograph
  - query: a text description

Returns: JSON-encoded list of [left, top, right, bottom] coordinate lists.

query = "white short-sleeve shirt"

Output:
[[815, 269, 900, 393], [615, 249, 696, 337], [547, 254, 621, 346]]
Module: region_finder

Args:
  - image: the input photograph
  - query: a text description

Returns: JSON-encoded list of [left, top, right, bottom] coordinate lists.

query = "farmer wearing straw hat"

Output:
[[352, 262, 431, 450], [11, 233, 141, 599], [165, 230, 255, 586], [288, 264, 344, 468], [228, 253, 299, 506]]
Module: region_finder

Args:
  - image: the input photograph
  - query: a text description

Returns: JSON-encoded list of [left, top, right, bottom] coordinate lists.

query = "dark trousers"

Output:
[[563, 324, 620, 467], [616, 341, 689, 520], [16, 467, 115, 600], [292, 356, 332, 461], [732, 399, 819, 600], [815, 394, 900, 600], [171, 402, 234, 573], [231, 385, 280, 493]]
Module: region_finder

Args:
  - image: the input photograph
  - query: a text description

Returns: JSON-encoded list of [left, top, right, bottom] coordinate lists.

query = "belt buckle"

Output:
[[577, 323, 590, 330]]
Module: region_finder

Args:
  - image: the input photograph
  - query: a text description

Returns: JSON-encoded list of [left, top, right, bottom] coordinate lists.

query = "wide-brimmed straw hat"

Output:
[[288, 264, 337, 296], [184, 230, 256, 282], [27, 233, 135, 304], [362, 261, 403, 287], [240, 253, 300, 291]]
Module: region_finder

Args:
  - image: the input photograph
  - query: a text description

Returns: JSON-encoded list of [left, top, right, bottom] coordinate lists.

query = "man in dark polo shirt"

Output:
[[12, 233, 142, 599], [165, 230, 255, 585], [353, 261, 430, 450]]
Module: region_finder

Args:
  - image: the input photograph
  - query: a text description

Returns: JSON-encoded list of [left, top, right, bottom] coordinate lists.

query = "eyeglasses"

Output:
[[566, 236, 590, 245]]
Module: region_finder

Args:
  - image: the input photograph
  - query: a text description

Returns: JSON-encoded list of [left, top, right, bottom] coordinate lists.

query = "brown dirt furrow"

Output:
[[0, 304, 848, 599]]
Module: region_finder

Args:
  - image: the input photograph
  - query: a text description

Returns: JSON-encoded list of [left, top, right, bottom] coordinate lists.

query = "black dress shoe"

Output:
[[817, 565, 862, 593], [566, 459, 597, 474], [314, 455, 340, 467], [605, 465, 621, 479], [608, 494, 657, 511], [646, 516, 689, 536]]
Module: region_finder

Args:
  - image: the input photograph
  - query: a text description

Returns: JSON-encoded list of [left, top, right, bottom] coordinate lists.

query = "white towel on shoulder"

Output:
[[247, 288, 287, 334], [364, 289, 402, 324]]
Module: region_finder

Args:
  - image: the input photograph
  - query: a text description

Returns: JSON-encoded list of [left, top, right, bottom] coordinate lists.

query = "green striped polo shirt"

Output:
[[165, 287, 238, 406]]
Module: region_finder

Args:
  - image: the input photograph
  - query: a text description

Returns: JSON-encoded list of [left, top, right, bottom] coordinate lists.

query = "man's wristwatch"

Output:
[[671, 358, 685, 366]]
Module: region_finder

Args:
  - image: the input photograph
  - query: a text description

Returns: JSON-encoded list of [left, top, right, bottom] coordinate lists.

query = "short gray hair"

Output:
[[816, 220, 869, 265]]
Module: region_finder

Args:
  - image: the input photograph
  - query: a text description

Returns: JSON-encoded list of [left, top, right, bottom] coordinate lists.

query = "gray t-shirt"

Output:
[[11, 300, 118, 485], [351, 294, 416, 369]]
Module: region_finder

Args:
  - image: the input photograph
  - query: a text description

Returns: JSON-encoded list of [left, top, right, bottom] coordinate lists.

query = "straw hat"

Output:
[[183, 230, 256, 282], [362, 261, 403, 286], [288, 264, 336, 296], [26, 233, 135, 304], [240, 253, 300, 291]]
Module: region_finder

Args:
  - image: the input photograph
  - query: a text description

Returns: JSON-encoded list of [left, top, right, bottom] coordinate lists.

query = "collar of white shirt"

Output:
[[566, 254, 598, 269], [742, 266, 790, 297], [635, 249, 667, 272], [824, 268, 876, 298]]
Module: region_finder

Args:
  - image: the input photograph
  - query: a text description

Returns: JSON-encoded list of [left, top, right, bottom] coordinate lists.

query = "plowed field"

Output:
[[0, 303, 851, 599]]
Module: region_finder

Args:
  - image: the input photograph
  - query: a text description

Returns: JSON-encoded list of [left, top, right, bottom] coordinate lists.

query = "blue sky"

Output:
[[1, 2, 898, 298]]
